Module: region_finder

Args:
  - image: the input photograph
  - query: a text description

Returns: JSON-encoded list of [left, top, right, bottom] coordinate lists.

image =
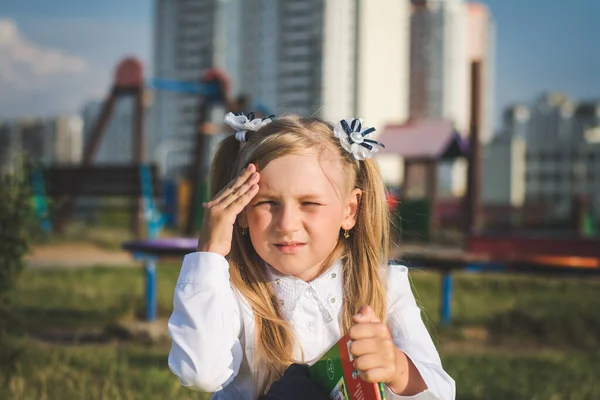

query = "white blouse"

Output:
[[168, 252, 455, 400]]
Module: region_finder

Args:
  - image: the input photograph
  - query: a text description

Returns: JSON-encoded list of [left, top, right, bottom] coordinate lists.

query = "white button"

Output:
[[303, 290, 311, 298], [330, 298, 336, 304], [308, 321, 315, 329], [331, 273, 337, 279]]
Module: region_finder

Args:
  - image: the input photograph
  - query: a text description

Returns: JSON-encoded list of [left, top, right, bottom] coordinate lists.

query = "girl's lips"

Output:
[[274, 243, 306, 254]]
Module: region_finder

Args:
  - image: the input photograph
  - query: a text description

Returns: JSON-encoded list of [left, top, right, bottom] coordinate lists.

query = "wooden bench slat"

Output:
[[39, 164, 161, 197]]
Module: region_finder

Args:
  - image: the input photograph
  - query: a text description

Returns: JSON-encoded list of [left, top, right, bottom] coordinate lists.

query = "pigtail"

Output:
[[340, 157, 389, 331]]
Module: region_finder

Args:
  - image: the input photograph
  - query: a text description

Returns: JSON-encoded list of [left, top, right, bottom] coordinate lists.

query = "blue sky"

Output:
[[485, 0, 600, 114], [1, 0, 599, 130]]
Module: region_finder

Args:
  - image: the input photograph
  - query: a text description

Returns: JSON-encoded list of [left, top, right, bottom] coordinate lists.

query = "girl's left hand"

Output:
[[348, 305, 409, 393]]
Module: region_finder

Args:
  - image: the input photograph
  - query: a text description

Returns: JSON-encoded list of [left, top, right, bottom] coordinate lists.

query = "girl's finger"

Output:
[[214, 164, 254, 201], [352, 305, 380, 324], [348, 323, 383, 341], [220, 172, 260, 209], [357, 367, 389, 384], [227, 183, 260, 214], [353, 353, 384, 373], [349, 338, 381, 358], [211, 164, 255, 204]]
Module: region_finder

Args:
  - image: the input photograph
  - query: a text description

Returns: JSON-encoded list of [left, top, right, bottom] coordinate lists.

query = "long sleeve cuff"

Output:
[[384, 385, 439, 400], [383, 350, 455, 400]]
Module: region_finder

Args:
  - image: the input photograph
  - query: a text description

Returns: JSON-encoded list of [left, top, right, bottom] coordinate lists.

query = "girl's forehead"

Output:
[[258, 153, 347, 195]]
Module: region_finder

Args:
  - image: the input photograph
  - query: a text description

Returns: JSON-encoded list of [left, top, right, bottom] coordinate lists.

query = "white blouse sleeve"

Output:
[[167, 252, 244, 393], [384, 264, 456, 400]]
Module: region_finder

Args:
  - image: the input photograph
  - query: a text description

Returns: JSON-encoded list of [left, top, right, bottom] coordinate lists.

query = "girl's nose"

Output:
[[276, 204, 302, 234]]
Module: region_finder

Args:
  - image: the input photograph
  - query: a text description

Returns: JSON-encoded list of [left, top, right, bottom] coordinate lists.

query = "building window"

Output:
[[538, 172, 547, 182], [552, 173, 562, 183], [552, 152, 563, 162], [553, 193, 562, 204]]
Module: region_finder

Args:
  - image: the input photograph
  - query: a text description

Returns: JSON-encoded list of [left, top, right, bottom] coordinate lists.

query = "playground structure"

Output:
[[118, 58, 600, 324], [33, 57, 242, 239], [30, 56, 282, 323], [53, 58, 149, 237], [26, 57, 596, 324]]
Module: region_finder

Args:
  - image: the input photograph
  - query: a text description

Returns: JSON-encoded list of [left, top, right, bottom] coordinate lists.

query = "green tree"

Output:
[[0, 160, 33, 335]]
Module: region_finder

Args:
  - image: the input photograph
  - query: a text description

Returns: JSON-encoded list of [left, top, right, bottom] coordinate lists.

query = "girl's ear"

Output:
[[342, 188, 362, 230]]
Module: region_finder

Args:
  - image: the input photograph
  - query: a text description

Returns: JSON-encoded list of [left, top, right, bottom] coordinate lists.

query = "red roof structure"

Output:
[[377, 119, 469, 160]]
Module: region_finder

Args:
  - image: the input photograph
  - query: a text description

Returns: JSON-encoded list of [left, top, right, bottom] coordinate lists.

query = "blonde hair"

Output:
[[209, 115, 389, 395]]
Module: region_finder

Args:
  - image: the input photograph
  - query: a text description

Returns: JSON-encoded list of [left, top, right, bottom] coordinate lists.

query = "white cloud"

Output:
[[0, 17, 150, 119], [0, 19, 88, 90]]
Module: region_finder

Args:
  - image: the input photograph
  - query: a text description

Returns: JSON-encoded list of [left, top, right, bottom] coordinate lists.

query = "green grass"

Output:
[[444, 349, 600, 400], [12, 264, 182, 331], [410, 270, 600, 348], [0, 337, 211, 400], [1, 264, 600, 399]]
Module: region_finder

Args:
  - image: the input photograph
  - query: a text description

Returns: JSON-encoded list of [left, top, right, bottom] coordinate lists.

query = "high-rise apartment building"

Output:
[[0, 116, 83, 172], [409, 0, 495, 197], [52, 116, 84, 164], [409, 0, 470, 133], [484, 94, 600, 218], [467, 2, 495, 146], [153, 0, 410, 178]]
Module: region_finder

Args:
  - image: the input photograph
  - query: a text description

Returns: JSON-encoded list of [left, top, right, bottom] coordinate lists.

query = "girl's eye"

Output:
[[302, 202, 321, 207]]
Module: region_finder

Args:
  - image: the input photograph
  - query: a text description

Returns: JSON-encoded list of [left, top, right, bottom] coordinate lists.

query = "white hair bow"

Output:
[[224, 112, 274, 142], [333, 118, 385, 160]]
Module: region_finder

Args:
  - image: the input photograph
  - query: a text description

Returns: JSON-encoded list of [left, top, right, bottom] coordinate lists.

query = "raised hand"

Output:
[[197, 164, 260, 256], [348, 305, 426, 396]]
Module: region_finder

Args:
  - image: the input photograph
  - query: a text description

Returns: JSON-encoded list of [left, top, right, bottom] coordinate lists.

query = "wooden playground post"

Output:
[[132, 82, 146, 238], [56, 58, 147, 238], [464, 61, 483, 235]]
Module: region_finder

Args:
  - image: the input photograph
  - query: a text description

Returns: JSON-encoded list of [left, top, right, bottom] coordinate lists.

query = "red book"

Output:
[[309, 335, 386, 400]]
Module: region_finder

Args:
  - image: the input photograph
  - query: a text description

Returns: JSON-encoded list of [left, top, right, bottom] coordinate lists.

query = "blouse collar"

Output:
[[264, 260, 344, 322]]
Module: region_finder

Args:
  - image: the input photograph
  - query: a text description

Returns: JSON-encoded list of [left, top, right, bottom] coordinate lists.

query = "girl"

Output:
[[168, 113, 455, 400]]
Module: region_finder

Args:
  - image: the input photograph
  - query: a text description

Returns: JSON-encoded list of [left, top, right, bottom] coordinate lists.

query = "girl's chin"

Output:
[[267, 263, 323, 282]]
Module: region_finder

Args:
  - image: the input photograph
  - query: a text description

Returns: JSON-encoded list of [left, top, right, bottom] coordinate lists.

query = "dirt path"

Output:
[[26, 243, 139, 269]]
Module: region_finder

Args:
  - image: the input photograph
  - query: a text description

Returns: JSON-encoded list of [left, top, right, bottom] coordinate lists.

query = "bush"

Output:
[[0, 160, 33, 335]]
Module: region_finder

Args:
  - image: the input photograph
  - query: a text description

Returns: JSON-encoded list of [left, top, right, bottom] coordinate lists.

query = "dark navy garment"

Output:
[[258, 364, 328, 400]]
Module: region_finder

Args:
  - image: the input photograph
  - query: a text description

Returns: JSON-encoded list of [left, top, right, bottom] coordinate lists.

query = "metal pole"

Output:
[[144, 258, 157, 322], [440, 270, 453, 325], [427, 159, 438, 240], [133, 86, 146, 239]]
